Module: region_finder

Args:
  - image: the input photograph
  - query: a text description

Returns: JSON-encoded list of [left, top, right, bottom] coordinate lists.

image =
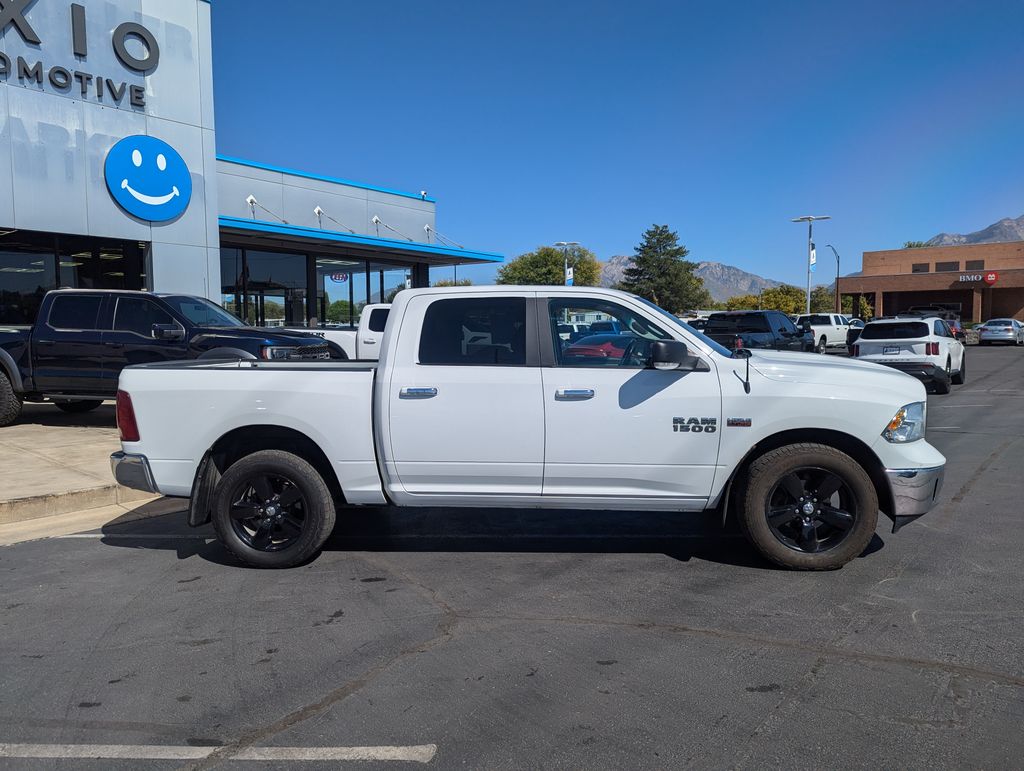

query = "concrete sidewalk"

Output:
[[0, 402, 158, 524]]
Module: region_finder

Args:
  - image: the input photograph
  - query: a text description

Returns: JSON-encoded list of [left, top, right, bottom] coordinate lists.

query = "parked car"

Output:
[[587, 319, 624, 334], [846, 318, 866, 349], [795, 314, 852, 354], [555, 322, 592, 342], [0, 289, 343, 427], [686, 318, 709, 332], [113, 286, 945, 572], [704, 311, 813, 353], [851, 316, 965, 394], [560, 333, 647, 364], [977, 318, 1024, 346], [904, 306, 966, 341]]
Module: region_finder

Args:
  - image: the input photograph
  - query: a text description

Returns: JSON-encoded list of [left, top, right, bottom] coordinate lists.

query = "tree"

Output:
[[496, 245, 600, 286], [842, 295, 873, 319], [432, 278, 474, 287], [725, 293, 759, 310], [326, 300, 353, 323], [618, 225, 712, 312], [903, 241, 927, 249], [758, 284, 806, 315], [809, 285, 836, 313]]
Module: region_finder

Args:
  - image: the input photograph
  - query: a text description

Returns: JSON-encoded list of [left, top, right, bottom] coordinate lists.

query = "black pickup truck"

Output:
[[703, 310, 816, 353], [0, 290, 342, 426]]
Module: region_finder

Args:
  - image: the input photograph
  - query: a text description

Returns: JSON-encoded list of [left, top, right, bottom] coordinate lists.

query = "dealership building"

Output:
[[0, 0, 501, 327], [839, 241, 1024, 322]]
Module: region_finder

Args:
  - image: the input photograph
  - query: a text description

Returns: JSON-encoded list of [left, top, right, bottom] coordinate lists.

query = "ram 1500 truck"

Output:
[[112, 286, 946, 571], [795, 313, 852, 353], [0, 289, 342, 426]]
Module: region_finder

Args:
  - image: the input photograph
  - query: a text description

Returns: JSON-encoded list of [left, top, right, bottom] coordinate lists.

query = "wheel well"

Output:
[[209, 425, 345, 504], [722, 428, 894, 521]]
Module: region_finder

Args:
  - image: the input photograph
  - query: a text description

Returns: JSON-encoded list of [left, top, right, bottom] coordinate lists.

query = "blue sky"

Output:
[[210, 0, 1024, 287]]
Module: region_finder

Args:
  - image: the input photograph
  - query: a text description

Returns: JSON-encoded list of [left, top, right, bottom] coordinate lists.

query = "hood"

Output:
[[192, 326, 325, 346], [749, 349, 921, 389]]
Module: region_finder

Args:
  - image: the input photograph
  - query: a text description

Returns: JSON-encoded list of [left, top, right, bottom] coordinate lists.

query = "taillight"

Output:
[[926, 342, 939, 355], [116, 390, 140, 442]]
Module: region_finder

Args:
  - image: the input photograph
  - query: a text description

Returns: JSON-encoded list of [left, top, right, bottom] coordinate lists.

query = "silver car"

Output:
[[977, 318, 1024, 346]]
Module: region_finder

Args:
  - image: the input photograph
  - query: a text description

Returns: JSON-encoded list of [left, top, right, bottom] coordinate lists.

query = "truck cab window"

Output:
[[419, 297, 527, 366], [114, 298, 175, 337], [47, 295, 103, 330], [367, 308, 389, 333], [549, 298, 671, 367]]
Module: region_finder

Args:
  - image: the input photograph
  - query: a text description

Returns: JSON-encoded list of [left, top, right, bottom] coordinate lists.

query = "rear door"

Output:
[[101, 296, 189, 391], [31, 294, 109, 394], [384, 293, 545, 499], [357, 306, 389, 359]]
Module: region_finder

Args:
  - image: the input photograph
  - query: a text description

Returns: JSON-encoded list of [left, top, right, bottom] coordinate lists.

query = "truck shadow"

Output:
[[98, 505, 885, 570], [16, 402, 116, 428]]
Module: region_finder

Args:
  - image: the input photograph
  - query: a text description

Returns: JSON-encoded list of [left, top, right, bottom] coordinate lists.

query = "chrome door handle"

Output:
[[555, 388, 595, 401], [363, 339, 377, 345], [399, 387, 438, 399]]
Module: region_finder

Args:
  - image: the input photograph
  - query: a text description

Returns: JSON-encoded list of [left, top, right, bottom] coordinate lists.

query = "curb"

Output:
[[0, 484, 159, 525], [0, 497, 186, 546]]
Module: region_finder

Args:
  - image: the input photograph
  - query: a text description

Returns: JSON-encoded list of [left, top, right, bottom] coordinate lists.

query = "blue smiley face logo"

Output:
[[104, 135, 192, 222]]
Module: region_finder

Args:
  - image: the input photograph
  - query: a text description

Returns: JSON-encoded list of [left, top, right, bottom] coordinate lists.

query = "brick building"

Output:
[[838, 241, 1024, 322]]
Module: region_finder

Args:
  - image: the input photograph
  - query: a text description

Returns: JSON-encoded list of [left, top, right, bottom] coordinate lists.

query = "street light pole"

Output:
[[791, 216, 831, 314], [554, 241, 579, 286], [826, 244, 841, 313]]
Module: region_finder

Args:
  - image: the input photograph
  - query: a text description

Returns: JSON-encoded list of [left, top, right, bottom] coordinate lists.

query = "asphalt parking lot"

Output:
[[2, 346, 1023, 769]]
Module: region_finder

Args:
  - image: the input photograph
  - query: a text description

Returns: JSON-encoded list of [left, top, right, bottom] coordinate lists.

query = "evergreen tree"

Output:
[[619, 225, 711, 312]]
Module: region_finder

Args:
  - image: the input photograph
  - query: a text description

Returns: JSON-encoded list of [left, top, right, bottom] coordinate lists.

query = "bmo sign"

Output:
[[959, 272, 999, 286]]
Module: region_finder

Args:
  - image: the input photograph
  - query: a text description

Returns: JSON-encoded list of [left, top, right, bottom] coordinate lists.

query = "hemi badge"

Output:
[[727, 418, 752, 427]]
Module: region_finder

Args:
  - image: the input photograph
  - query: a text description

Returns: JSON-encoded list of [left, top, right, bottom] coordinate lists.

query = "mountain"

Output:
[[925, 214, 1024, 247], [599, 255, 783, 302]]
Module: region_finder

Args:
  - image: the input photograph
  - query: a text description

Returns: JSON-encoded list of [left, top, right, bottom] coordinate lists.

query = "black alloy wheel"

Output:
[[765, 466, 858, 554], [227, 472, 308, 552]]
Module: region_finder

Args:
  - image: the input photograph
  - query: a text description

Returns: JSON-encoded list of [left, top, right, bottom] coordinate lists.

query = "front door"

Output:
[[541, 294, 722, 508], [384, 293, 544, 501], [101, 296, 189, 392]]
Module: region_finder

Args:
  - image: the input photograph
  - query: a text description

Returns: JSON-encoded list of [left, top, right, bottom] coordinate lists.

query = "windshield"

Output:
[[861, 321, 928, 340], [162, 296, 247, 327], [631, 295, 732, 356]]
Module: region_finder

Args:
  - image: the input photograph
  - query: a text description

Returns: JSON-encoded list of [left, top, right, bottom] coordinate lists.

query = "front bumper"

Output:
[[110, 451, 160, 494], [885, 464, 944, 532]]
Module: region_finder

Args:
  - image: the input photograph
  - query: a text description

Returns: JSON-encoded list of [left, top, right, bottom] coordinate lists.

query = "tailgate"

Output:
[[858, 338, 929, 360]]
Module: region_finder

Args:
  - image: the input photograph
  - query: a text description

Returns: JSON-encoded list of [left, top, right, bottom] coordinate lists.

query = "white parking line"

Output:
[[0, 743, 438, 762]]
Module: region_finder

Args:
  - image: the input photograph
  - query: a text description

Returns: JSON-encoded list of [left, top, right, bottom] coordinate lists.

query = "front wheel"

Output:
[[0, 372, 23, 427], [738, 443, 878, 570], [212, 450, 336, 568], [54, 399, 104, 414]]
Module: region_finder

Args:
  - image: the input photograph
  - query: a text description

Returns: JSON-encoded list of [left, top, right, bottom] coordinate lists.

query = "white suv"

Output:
[[852, 316, 966, 394]]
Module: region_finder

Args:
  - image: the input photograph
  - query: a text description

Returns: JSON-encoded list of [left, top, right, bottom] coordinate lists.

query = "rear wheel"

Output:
[[951, 354, 966, 385], [934, 358, 952, 394], [738, 443, 878, 570], [816, 336, 827, 354], [0, 372, 23, 427], [212, 450, 336, 568], [54, 399, 104, 414]]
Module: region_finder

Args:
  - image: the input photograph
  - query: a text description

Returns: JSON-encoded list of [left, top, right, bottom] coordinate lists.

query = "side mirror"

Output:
[[152, 323, 185, 341], [648, 340, 706, 372]]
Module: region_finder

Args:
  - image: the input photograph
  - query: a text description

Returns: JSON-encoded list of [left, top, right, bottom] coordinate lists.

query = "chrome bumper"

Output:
[[110, 451, 159, 494], [885, 464, 944, 532]]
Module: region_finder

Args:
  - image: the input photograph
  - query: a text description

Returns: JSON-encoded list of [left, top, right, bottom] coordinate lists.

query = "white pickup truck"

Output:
[[112, 286, 945, 571], [285, 304, 389, 360], [796, 313, 852, 353]]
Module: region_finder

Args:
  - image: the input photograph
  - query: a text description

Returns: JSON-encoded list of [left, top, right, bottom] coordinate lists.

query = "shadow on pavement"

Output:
[[16, 402, 116, 429], [97, 504, 885, 571]]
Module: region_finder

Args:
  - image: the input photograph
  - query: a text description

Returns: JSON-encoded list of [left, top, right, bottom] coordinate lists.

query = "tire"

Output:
[[951, 354, 966, 385], [738, 443, 878, 570], [933, 359, 952, 394], [211, 450, 336, 568], [817, 336, 827, 354], [54, 399, 104, 414], [0, 372, 23, 427]]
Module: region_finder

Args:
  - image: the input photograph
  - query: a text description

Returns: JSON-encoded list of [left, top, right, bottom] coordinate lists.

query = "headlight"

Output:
[[882, 401, 926, 443], [260, 345, 299, 360]]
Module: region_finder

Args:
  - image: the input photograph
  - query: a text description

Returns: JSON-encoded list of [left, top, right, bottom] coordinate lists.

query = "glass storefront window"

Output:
[[0, 234, 56, 325], [316, 256, 366, 328]]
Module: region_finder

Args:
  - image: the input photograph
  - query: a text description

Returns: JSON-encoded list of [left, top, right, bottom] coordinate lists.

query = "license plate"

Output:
[[883, 345, 900, 355]]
